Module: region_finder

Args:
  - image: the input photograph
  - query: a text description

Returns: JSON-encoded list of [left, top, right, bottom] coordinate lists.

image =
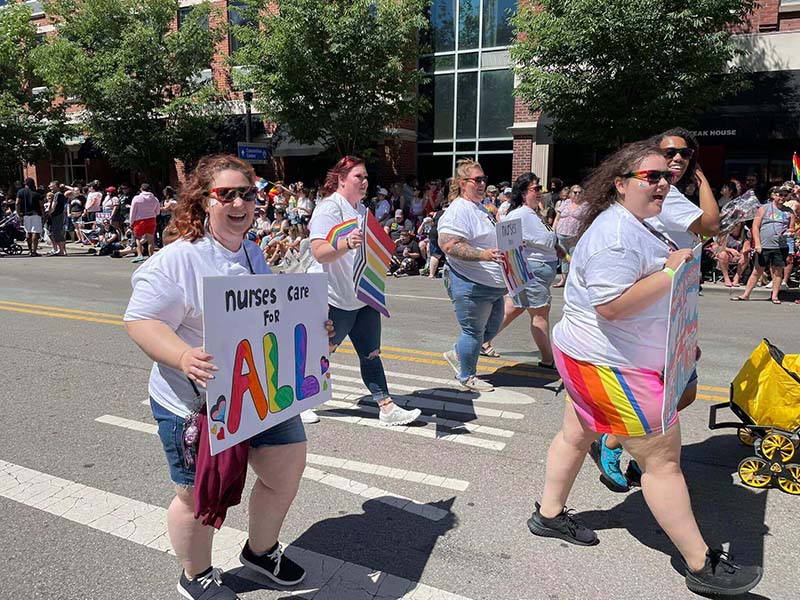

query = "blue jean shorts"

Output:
[[512, 260, 558, 309], [150, 398, 306, 487]]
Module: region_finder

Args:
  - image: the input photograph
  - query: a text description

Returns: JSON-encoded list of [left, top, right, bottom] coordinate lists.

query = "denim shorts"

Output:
[[150, 398, 306, 487], [512, 260, 558, 309]]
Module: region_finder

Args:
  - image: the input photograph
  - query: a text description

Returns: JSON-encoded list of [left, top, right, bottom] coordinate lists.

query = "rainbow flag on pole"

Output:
[[254, 177, 269, 191], [353, 208, 395, 318], [793, 152, 800, 183]]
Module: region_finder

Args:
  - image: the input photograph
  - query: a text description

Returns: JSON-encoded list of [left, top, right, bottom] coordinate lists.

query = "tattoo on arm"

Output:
[[438, 233, 484, 261]]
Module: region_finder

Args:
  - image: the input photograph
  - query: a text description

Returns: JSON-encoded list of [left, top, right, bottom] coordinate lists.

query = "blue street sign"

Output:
[[237, 142, 269, 164]]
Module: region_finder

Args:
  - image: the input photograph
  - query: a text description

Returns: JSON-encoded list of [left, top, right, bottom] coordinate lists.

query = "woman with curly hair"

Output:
[[125, 154, 322, 600], [527, 140, 761, 597]]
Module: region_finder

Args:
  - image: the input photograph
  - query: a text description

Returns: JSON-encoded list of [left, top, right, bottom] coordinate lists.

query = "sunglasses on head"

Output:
[[206, 186, 258, 203], [663, 147, 695, 160], [465, 176, 488, 185], [624, 170, 674, 185], [530, 184, 542, 192]]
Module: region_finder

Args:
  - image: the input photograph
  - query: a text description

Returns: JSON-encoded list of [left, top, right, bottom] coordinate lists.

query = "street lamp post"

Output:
[[243, 90, 253, 143]]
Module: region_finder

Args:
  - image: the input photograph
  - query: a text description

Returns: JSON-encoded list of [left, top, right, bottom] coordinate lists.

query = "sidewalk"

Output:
[[703, 279, 800, 302]]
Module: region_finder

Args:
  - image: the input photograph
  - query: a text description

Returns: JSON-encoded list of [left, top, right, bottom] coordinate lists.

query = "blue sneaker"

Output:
[[589, 434, 629, 492], [625, 459, 642, 487]]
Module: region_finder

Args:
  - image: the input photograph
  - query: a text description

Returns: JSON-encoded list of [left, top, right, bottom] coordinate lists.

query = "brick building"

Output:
[[10, 0, 800, 189]]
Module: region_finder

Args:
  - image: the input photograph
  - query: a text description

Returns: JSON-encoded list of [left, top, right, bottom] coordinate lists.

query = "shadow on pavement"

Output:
[[227, 497, 457, 599], [578, 433, 769, 597]]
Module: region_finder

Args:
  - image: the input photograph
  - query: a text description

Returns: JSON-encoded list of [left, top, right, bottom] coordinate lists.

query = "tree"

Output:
[[232, 0, 429, 157], [34, 0, 227, 178], [511, 0, 758, 147], [0, 2, 66, 185]]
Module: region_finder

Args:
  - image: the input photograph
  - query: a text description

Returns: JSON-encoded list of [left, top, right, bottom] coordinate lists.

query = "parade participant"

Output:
[[129, 183, 161, 264], [527, 140, 762, 597], [732, 185, 796, 304], [309, 156, 421, 426], [552, 184, 585, 287], [438, 159, 506, 392], [483, 172, 560, 367], [16, 177, 44, 256], [591, 128, 720, 491], [125, 155, 319, 600]]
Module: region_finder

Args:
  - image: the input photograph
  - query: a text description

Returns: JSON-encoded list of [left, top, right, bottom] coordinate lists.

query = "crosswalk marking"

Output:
[[0, 459, 474, 600], [95, 415, 454, 522], [331, 376, 524, 419], [331, 364, 536, 405]]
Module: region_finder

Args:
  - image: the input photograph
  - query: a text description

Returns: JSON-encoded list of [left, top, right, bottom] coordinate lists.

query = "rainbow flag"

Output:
[[326, 218, 358, 248], [353, 209, 395, 318], [255, 177, 269, 191], [793, 152, 800, 183], [500, 245, 533, 296]]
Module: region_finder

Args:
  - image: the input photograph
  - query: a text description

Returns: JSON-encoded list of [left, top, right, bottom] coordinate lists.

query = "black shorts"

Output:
[[757, 248, 789, 268]]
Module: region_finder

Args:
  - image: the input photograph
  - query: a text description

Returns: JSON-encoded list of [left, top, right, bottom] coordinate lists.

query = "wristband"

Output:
[[662, 266, 676, 279], [345, 237, 352, 250]]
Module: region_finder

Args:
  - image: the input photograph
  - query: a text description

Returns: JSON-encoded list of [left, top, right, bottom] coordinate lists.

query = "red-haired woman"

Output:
[[309, 156, 421, 426], [124, 155, 320, 600]]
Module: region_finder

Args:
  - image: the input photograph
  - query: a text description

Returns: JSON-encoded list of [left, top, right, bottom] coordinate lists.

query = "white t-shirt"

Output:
[[506, 205, 558, 263], [308, 192, 364, 311], [497, 200, 511, 220], [646, 185, 703, 249], [85, 191, 102, 213], [297, 196, 314, 213], [553, 203, 672, 372], [437, 197, 505, 288], [123, 233, 270, 418], [375, 198, 391, 222]]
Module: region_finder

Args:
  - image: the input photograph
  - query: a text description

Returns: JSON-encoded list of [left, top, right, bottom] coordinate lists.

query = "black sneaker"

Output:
[[685, 548, 762, 596], [526, 502, 598, 546], [177, 567, 239, 599], [239, 540, 306, 586], [625, 459, 642, 487]]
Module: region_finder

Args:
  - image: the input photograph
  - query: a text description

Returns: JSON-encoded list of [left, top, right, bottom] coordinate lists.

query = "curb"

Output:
[[702, 282, 800, 300]]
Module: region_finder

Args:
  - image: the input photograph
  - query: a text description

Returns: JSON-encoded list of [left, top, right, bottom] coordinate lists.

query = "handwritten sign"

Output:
[[661, 245, 702, 433], [495, 219, 534, 296], [202, 273, 332, 454]]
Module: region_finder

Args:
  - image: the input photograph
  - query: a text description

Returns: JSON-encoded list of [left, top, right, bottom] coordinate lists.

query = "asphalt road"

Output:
[[1, 246, 799, 600]]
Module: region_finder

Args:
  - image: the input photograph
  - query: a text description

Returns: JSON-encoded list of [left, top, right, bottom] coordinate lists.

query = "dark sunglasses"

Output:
[[531, 184, 542, 192], [663, 147, 695, 160], [465, 176, 488, 185], [206, 186, 258, 203], [624, 170, 674, 185]]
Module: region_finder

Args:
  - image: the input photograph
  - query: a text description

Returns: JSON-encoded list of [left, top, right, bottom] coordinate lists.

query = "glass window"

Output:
[[456, 72, 478, 138], [458, 0, 480, 50], [419, 74, 455, 141], [418, 155, 455, 186], [482, 0, 516, 48], [476, 153, 512, 183], [428, 0, 456, 53], [458, 53, 478, 69], [479, 69, 514, 138], [178, 6, 210, 30], [228, 1, 251, 56]]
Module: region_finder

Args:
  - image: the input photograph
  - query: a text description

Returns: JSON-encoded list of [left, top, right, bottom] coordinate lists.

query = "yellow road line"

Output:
[[0, 305, 124, 326], [0, 298, 734, 399], [0, 300, 123, 320]]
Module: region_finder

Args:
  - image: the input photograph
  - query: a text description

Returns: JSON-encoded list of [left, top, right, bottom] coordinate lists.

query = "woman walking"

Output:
[[483, 172, 560, 368], [309, 156, 421, 426], [527, 140, 761, 597], [125, 155, 312, 600], [438, 159, 506, 392], [552, 184, 586, 287]]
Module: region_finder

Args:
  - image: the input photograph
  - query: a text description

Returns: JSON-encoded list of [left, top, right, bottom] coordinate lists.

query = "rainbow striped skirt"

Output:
[[552, 344, 677, 437]]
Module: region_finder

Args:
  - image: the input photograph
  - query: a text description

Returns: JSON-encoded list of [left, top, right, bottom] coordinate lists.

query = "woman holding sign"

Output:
[[483, 171, 560, 369], [125, 155, 312, 600], [309, 156, 422, 426], [527, 141, 761, 597]]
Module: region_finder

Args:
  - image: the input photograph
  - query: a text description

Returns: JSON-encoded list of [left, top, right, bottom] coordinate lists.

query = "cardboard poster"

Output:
[[495, 218, 534, 296], [202, 273, 332, 454], [661, 245, 702, 433]]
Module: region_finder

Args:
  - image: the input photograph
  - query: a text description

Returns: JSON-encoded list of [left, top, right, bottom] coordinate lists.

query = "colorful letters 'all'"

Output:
[[226, 324, 320, 434]]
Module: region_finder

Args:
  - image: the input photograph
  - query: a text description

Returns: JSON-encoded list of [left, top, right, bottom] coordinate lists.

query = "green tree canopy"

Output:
[[34, 0, 227, 177], [232, 0, 429, 157], [0, 1, 66, 185], [511, 0, 758, 147]]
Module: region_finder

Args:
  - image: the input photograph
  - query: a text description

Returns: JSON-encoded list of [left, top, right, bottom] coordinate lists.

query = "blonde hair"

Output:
[[448, 158, 482, 202]]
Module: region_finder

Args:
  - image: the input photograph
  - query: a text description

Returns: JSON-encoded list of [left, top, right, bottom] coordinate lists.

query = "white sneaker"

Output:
[[378, 404, 421, 426], [780, 282, 789, 291], [443, 349, 460, 377], [459, 376, 494, 392], [764, 280, 773, 290], [300, 409, 320, 424]]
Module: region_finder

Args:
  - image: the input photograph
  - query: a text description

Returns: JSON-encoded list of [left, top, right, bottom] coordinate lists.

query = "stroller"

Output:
[[709, 339, 800, 495], [0, 213, 26, 255]]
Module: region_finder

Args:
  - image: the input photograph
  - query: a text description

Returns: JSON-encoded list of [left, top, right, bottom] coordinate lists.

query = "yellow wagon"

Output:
[[708, 339, 800, 495]]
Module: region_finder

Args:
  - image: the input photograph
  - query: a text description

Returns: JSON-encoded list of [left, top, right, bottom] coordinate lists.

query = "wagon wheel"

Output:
[[738, 457, 772, 488], [777, 464, 800, 496], [760, 433, 795, 463], [737, 426, 756, 446]]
